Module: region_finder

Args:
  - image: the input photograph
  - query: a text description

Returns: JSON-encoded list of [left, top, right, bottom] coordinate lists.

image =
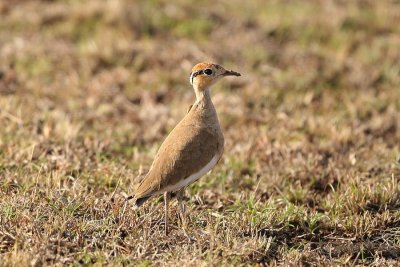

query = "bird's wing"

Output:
[[134, 122, 221, 199]]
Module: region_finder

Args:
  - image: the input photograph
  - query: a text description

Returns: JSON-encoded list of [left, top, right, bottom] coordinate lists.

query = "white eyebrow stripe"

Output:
[[189, 72, 194, 85]]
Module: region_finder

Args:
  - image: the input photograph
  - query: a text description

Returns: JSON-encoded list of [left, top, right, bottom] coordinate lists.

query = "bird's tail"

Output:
[[126, 195, 150, 209]]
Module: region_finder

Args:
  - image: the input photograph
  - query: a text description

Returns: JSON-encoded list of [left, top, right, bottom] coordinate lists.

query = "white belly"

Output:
[[160, 154, 220, 193]]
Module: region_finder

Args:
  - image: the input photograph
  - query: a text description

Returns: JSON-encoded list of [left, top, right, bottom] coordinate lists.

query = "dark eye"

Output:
[[204, 69, 213, 75]]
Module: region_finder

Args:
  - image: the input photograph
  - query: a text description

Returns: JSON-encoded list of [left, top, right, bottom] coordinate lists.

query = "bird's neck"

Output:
[[194, 87, 212, 102], [192, 87, 220, 127]]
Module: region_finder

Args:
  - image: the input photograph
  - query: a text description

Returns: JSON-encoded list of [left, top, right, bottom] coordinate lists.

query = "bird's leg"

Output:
[[164, 192, 170, 235], [177, 188, 186, 229], [177, 188, 196, 241]]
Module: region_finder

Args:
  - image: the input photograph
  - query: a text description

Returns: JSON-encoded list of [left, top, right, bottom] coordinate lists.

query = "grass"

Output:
[[1, 0, 400, 265]]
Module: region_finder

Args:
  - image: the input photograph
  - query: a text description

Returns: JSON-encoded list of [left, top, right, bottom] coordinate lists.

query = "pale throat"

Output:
[[193, 85, 212, 102]]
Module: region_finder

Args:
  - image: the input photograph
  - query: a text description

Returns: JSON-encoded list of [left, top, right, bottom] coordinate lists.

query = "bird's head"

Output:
[[189, 63, 241, 91]]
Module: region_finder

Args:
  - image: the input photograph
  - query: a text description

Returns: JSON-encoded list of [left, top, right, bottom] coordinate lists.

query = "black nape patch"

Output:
[[192, 70, 204, 78], [191, 69, 204, 84]]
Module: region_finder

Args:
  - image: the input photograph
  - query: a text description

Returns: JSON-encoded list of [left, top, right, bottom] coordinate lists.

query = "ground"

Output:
[[0, 0, 399, 266]]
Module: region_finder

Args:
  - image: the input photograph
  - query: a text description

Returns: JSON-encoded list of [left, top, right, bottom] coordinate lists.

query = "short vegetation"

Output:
[[0, 0, 399, 265]]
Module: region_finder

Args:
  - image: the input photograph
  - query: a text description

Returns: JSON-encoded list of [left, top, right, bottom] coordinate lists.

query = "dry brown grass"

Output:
[[1, 0, 400, 265]]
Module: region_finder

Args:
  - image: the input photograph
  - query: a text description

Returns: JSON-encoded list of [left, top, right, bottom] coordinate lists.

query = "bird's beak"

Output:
[[222, 69, 241, 77]]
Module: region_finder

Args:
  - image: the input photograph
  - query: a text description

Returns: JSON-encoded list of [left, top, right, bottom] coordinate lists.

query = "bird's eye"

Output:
[[204, 69, 213, 75]]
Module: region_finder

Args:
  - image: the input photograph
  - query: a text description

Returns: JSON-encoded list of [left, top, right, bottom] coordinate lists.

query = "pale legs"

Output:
[[177, 188, 186, 228], [164, 192, 170, 235], [164, 189, 187, 235]]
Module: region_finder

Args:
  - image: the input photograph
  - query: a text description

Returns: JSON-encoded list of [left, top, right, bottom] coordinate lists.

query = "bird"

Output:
[[129, 62, 241, 234]]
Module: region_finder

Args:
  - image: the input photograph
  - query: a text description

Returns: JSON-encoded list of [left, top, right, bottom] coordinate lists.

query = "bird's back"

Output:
[[134, 101, 224, 205]]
